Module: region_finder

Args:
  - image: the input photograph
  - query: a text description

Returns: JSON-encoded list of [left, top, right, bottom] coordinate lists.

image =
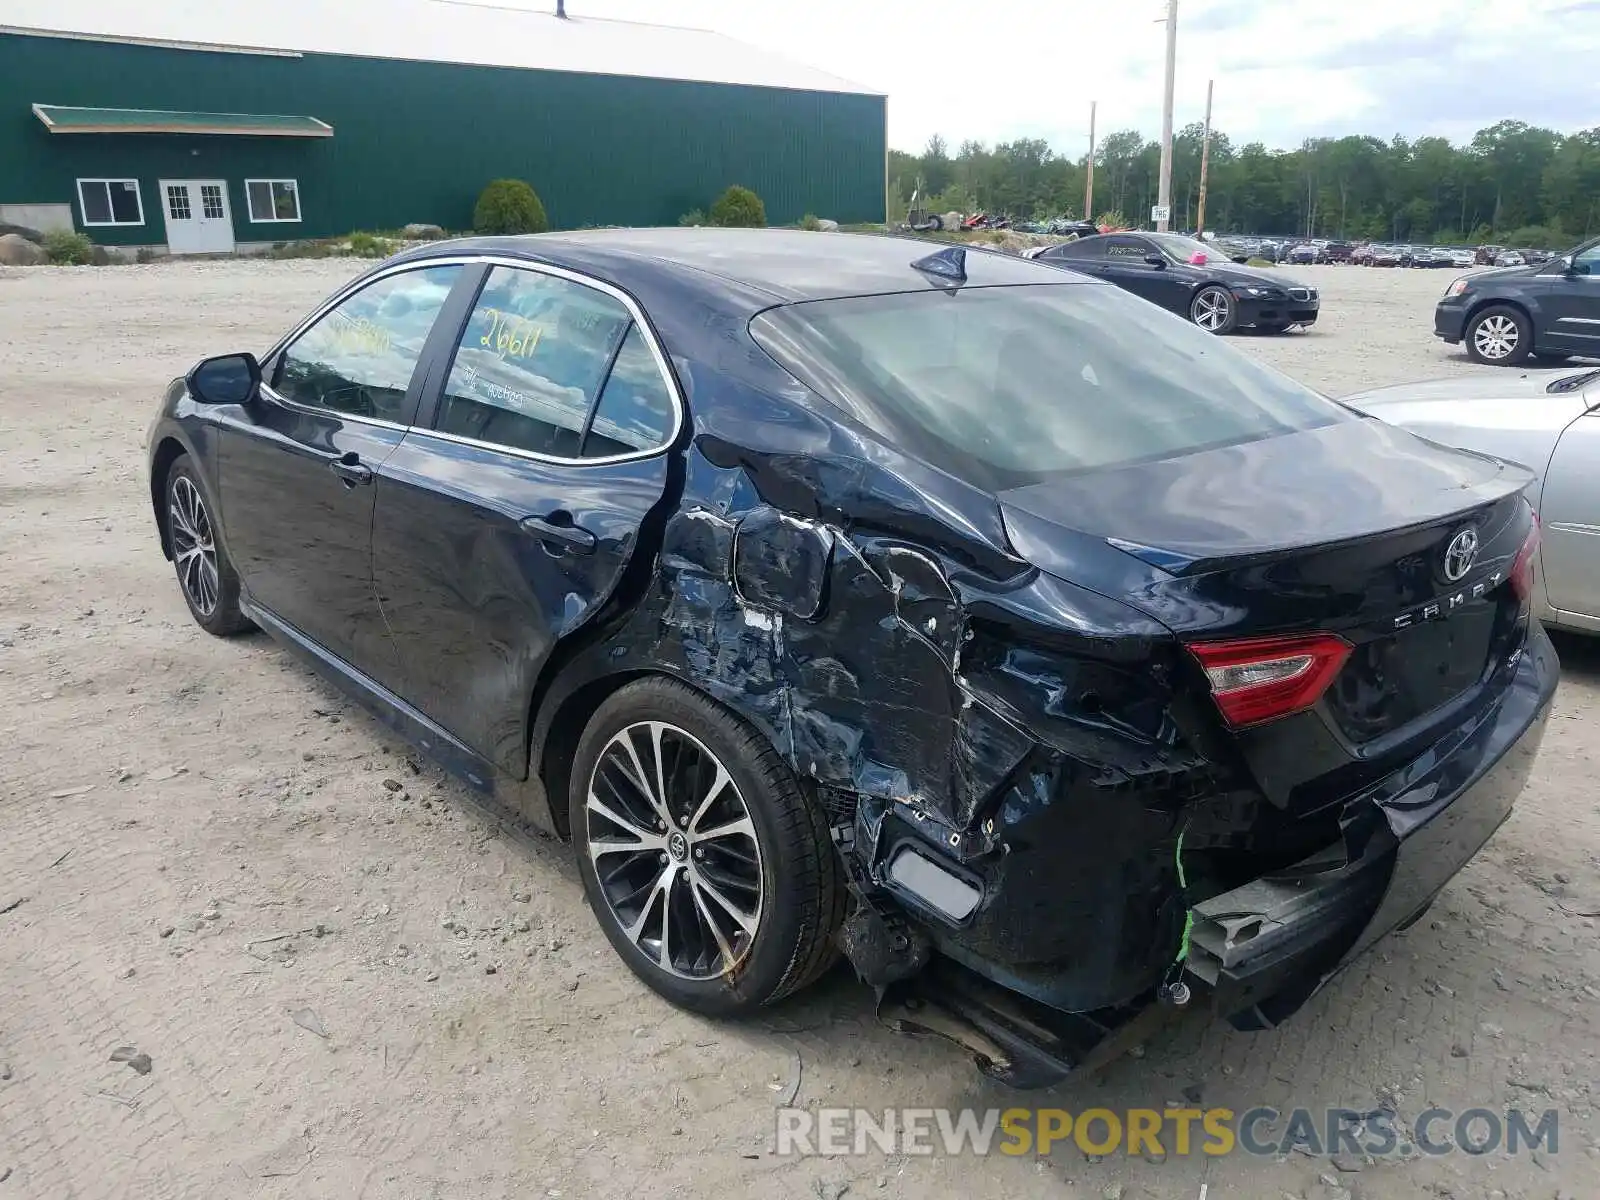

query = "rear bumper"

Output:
[[879, 623, 1555, 1084], [1185, 621, 1556, 1024]]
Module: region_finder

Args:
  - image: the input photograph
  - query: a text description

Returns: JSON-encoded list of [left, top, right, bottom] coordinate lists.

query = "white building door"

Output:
[[159, 180, 235, 254]]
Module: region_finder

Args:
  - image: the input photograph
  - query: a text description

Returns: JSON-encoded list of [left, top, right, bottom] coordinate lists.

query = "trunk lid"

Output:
[[998, 418, 1537, 809]]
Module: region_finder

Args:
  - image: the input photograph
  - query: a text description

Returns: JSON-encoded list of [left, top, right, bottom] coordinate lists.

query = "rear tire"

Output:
[[570, 676, 845, 1016], [1190, 285, 1238, 334], [1465, 305, 1532, 365], [165, 455, 253, 637]]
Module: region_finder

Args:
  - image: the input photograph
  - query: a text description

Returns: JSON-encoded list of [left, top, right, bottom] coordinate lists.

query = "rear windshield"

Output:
[[750, 283, 1351, 492]]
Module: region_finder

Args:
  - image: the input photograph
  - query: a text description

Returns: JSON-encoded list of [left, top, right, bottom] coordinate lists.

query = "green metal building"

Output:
[[0, 1, 886, 254]]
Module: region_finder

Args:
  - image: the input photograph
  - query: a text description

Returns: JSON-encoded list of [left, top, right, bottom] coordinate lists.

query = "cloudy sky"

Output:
[[570, 0, 1598, 154]]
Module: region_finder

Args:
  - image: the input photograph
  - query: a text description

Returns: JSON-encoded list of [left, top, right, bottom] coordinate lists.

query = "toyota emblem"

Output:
[[1443, 528, 1479, 582]]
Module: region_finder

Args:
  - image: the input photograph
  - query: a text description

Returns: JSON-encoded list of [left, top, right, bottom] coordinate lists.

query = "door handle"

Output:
[[330, 452, 373, 487], [520, 512, 596, 553]]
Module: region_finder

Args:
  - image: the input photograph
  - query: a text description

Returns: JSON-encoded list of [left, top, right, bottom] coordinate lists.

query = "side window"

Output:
[[1104, 238, 1150, 259], [584, 325, 677, 457], [1051, 237, 1102, 259], [438, 266, 631, 458], [274, 265, 461, 420]]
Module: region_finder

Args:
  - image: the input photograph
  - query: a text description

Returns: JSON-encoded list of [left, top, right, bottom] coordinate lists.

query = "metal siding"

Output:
[[0, 32, 885, 247]]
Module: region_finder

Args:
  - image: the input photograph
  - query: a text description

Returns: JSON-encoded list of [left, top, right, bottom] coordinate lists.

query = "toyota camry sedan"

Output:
[[148, 229, 1555, 1085]]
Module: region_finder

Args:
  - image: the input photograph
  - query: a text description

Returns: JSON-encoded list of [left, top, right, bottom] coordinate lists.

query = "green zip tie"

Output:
[[1173, 823, 1193, 966]]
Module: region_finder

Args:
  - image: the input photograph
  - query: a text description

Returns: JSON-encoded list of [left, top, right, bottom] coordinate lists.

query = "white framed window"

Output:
[[245, 179, 301, 223], [76, 178, 144, 227]]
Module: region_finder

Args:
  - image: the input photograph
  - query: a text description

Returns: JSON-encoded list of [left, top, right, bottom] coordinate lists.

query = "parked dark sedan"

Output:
[[1436, 235, 1600, 364], [1034, 232, 1319, 332], [148, 229, 1555, 1086]]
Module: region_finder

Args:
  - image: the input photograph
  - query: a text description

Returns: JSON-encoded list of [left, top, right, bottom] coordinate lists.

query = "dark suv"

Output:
[[1436, 236, 1600, 364]]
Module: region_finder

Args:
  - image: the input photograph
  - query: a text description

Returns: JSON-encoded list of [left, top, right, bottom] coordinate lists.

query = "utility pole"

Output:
[[1084, 100, 1097, 222], [1195, 79, 1213, 234], [1155, 0, 1177, 231]]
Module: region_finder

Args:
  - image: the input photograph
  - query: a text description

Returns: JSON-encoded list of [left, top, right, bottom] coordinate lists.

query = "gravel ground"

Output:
[[1, 258, 1597, 1200]]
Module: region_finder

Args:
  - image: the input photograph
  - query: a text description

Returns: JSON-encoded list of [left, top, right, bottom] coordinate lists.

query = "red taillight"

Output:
[[1510, 514, 1540, 603], [1188, 633, 1353, 729]]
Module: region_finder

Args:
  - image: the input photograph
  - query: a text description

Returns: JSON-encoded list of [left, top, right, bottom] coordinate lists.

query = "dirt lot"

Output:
[[1, 258, 1597, 1200]]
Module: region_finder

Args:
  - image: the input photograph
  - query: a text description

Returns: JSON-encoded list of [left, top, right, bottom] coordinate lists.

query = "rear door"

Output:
[[216, 262, 466, 677], [372, 261, 681, 776], [1535, 407, 1600, 620]]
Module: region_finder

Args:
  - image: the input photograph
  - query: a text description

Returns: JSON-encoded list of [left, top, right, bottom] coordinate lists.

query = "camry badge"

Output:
[[1443, 528, 1480, 583]]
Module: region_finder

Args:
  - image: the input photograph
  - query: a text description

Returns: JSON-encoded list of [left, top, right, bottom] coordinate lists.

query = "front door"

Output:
[[160, 180, 235, 255], [1538, 241, 1600, 356], [372, 261, 679, 776], [216, 262, 468, 679]]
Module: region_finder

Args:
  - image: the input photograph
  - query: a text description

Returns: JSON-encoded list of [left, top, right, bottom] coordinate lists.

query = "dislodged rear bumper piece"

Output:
[[885, 628, 1556, 1087]]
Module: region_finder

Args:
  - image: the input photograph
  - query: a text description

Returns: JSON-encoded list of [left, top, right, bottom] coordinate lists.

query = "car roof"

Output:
[[406, 228, 1090, 306]]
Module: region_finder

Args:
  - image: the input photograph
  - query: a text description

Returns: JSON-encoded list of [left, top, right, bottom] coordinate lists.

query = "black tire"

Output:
[[1465, 305, 1532, 365], [570, 676, 845, 1016], [1189, 285, 1238, 334], [164, 455, 253, 636]]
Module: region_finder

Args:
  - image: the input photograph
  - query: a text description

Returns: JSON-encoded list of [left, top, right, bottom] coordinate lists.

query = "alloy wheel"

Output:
[[169, 476, 220, 616], [584, 721, 765, 979], [1473, 315, 1520, 360], [1191, 288, 1231, 332]]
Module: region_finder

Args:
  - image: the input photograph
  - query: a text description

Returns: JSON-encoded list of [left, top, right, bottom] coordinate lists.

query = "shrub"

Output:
[[798, 213, 822, 232], [678, 208, 707, 227], [347, 231, 398, 259], [474, 179, 548, 235], [42, 230, 96, 265], [709, 185, 766, 228]]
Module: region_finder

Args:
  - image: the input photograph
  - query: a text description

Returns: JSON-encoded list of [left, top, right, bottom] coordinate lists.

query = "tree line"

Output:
[[888, 120, 1600, 247]]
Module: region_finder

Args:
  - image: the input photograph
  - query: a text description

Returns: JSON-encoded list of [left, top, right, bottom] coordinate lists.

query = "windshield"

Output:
[[750, 284, 1351, 492]]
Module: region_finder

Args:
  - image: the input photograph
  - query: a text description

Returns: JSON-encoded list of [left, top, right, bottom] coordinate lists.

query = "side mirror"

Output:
[[187, 353, 261, 405], [1144, 253, 1168, 268]]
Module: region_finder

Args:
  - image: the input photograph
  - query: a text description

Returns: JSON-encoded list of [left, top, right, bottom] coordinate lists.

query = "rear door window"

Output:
[[437, 266, 632, 458]]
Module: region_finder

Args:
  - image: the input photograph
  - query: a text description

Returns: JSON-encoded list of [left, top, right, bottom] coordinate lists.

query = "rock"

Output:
[[289, 1007, 327, 1038], [1450, 1043, 1468, 1057], [1330, 1152, 1365, 1172], [118, 966, 136, 980], [0, 233, 46, 266], [0, 222, 43, 243], [1101, 1185, 1124, 1200], [0, 1063, 11, 1080], [1480, 1021, 1504, 1038], [815, 219, 839, 232], [402, 223, 445, 239], [158, 925, 175, 938], [88, 245, 112, 266], [109, 1046, 153, 1075], [382, 778, 403, 792], [424, 970, 439, 982]]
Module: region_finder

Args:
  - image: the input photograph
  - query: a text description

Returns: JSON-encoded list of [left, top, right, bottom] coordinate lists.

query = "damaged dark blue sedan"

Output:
[[147, 229, 1556, 1086]]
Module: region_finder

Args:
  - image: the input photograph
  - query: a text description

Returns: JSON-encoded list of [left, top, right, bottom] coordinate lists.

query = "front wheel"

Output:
[[1465, 305, 1532, 365], [1190, 285, 1238, 334], [165, 455, 253, 636], [570, 677, 845, 1016]]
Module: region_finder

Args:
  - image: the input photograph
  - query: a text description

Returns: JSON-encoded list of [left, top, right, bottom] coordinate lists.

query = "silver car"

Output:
[[1348, 367, 1600, 634]]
